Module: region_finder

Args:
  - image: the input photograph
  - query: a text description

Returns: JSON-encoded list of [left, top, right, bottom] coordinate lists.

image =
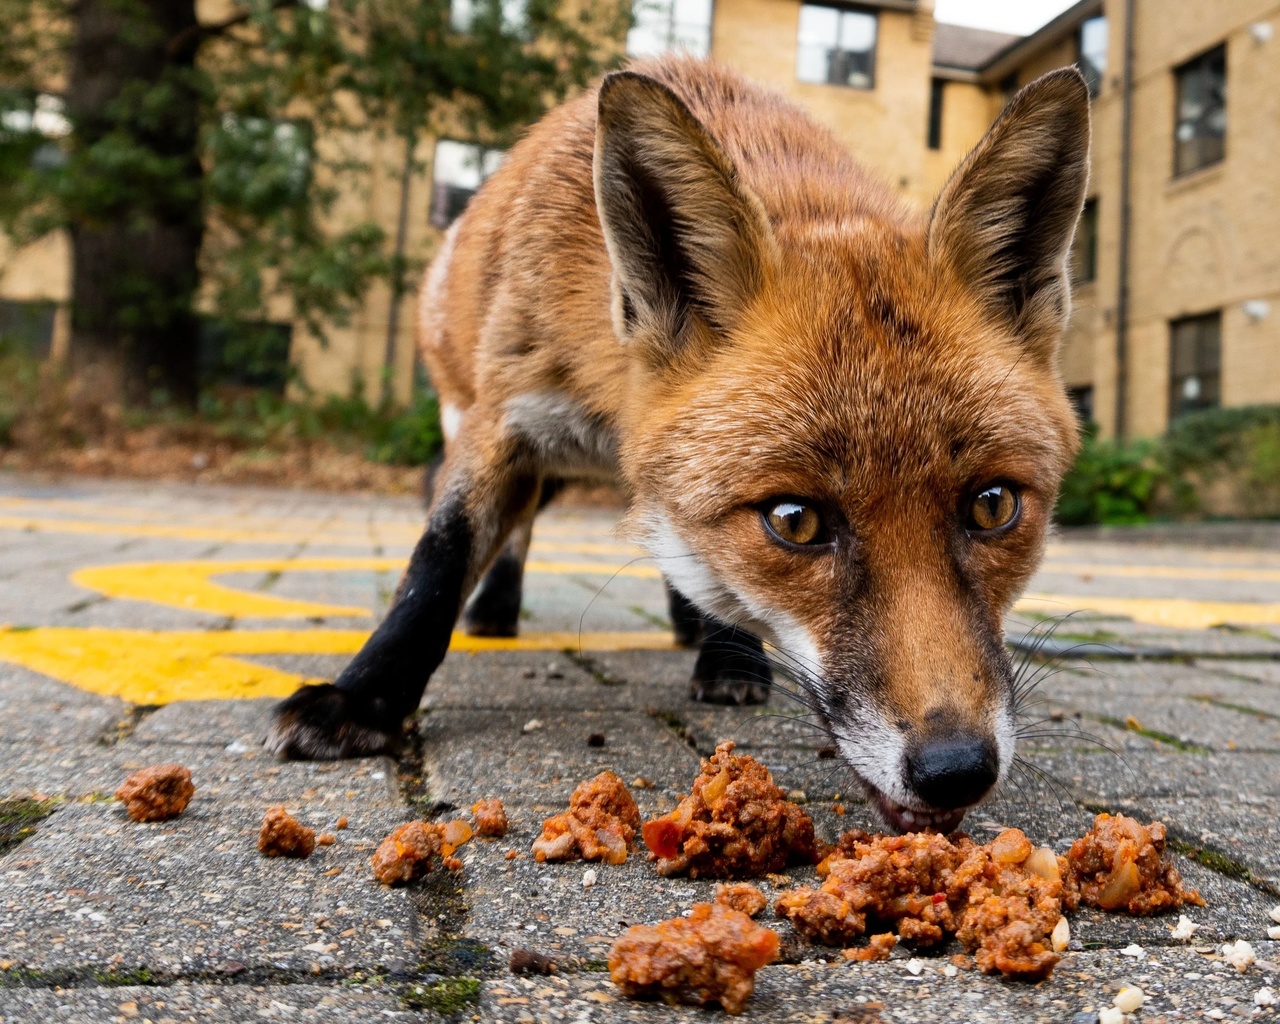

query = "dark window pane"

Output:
[[1068, 385, 1095, 426], [1174, 44, 1226, 176], [1168, 311, 1222, 419], [796, 5, 876, 89], [927, 78, 944, 150], [1077, 16, 1107, 98], [1072, 198, 1098, 283]]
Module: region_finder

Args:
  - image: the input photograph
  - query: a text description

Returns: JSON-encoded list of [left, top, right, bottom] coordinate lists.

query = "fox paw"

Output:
[[264, 683, 400, 760]]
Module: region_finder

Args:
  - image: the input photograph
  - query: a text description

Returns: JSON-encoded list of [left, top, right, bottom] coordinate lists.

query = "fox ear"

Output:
[[928, 68, 1091, 367], [594, 71, 777, 365]]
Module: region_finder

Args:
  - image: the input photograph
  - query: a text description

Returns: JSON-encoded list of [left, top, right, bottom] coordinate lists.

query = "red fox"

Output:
[[268, 56, 1089, 834]]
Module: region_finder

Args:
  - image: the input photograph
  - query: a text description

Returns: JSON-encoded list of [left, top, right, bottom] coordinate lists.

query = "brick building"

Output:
[[1, 0, 1277, 435]]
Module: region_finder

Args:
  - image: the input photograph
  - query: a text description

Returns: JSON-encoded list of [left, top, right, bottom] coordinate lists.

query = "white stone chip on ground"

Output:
[[905, 959, 924, 976], [1170, 915, 1200, 940], [1114, 986, 1146, 1013], [1097, 1006, 1125, 1024], [1051, 917, 1070, 952], [1267, 925, 1280, 941], [943, 964, 959, 978], [522, 718, 544, 733], [1222, 939, 1256, 972], [582, 869, 597, 889], [1205, 1010, 1226, 1021], [1268, 904, 1280, 925], [1255, 987, 1276, 1007], [1120, 943, 1145, 958]]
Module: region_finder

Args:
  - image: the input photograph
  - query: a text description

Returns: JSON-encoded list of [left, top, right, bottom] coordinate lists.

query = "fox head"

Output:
[[594, 67, 1090, 832]]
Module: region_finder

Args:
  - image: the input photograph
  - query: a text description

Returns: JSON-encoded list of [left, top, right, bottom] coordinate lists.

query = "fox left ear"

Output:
[[594, 70, 778, 367], [928, 68, 1091, 367]]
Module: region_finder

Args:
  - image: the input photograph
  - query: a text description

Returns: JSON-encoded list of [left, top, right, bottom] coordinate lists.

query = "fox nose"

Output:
[[906, 735, 999, 809]]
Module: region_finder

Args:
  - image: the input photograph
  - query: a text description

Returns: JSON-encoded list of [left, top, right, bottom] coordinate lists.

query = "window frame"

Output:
[[1172, 43, 1227, 178], [1168, 310, 1222, 421], [794, 3, 879, 91]]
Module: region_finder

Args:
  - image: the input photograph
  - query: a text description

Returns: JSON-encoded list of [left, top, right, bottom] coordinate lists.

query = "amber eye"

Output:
[[967, 485, 1020, 532], [763, 501, 826, 547]]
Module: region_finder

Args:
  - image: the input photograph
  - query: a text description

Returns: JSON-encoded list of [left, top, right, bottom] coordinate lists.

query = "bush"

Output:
[[1055, 427, 1164, 526], [1163, 404, 1280, 518]]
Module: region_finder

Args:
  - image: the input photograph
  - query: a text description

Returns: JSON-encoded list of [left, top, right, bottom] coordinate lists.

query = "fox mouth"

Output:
[[862, 781, 969, 835]]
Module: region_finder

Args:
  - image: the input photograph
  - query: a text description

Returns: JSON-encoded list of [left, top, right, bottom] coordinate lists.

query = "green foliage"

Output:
[[1164, 404, 1280, 517], [0, 0, 628, 399], [1055, 427, 1164, 526]]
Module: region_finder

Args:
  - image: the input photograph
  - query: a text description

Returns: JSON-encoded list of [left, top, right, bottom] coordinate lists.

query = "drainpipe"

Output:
[[1114, 0, 1136, 439]]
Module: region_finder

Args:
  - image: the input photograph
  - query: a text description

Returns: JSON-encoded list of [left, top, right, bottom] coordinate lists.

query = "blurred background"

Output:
[[0, 0, 1275, 523]]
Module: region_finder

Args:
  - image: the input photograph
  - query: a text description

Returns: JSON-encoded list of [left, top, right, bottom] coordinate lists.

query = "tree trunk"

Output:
[[66, 0, 204, 407]]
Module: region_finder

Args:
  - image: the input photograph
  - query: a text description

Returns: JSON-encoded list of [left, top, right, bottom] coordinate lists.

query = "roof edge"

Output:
[[975, 0, 1104, 82]]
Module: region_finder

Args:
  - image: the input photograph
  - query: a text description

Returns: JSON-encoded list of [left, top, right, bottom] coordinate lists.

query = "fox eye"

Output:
[[763, 501, 826, 547], [967, 485, 1020, 532]]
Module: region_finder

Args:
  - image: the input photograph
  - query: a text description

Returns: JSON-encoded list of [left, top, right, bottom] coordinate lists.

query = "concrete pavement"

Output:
[[0, 475, 1278, 1022]]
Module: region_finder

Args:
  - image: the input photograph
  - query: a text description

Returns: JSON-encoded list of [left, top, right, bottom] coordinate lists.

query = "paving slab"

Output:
[[0, 667, 127, 748], [475, 944, 1280, 1022], [0, 802, 421, 980], [0, 734, 401, 809], [419, 708, 701, 808], [0, 982, 417, 1024]]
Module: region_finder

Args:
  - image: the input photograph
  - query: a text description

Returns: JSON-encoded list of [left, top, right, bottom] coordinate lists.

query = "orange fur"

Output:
[[406, 55, 1090, 824]]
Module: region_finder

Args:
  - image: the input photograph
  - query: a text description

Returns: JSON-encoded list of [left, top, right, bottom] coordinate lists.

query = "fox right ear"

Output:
[[928, 68, 1091, 368], [593, 71, 777, 366]]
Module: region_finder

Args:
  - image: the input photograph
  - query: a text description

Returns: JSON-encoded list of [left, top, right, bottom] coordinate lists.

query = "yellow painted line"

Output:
[[71, 557, 661, 619], [0, 626, 673, 704], [1040, 562, 1280, 584], [71, 560, 388, 619], [1016, 593, 1280, 630]]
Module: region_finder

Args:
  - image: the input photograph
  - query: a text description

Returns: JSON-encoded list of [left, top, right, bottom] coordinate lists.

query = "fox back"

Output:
[[420, 55, 1090, 830]]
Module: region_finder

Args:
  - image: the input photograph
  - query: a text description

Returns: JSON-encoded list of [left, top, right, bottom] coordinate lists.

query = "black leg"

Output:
[[665, 582, 703, 648], [690, 618, 772, 706], [265, 496, 473, 758], [461, 545, 525, 638]]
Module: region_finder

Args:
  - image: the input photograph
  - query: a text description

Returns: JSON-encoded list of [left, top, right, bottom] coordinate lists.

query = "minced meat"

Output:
[[715, 883, 768, 918], [257, 806, 316, 858], [641, 742, 817, 878], [115, 764, 195, 822], [371, 822, 442, 884], [609, 902, 779, 1015], [1063, 813, 1204, 915], [472, 798, 509, 838], [532, 771, 640, 865]]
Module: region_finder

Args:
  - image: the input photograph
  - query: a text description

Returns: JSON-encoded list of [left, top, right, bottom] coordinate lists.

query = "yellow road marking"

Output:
[[1039, 561, 1280, 584], [72, 557, 661, 619], [0, 626, 675, 705], [1017, 593, 1280, 630]]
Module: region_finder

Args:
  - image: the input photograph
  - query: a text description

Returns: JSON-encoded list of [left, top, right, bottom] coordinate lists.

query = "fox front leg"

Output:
[[266, 442, 539, 759]]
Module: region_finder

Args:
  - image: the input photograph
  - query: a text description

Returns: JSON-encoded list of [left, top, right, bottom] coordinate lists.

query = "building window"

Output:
[[1073, 198, 1098, 283], [796, 5, 877, 89], [627, 0, 712, 57], [0, 91, 70, 170], [208, 115, 313, 208], [1077, 15, 1107, 98], [1067, 385, 1095, 427], [429, 140, 505, 228], [1169, 311, 1221, 419], [1173, 44, 1226, 177], [451, 0, 526, 34], [927, 78, 944, 150]]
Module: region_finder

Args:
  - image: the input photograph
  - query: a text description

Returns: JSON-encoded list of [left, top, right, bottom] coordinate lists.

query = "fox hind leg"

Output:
[[690, 620, 772, 706]]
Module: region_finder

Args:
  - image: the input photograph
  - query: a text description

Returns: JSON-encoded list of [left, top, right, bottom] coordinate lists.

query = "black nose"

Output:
[[906, 735, 999, 809]]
